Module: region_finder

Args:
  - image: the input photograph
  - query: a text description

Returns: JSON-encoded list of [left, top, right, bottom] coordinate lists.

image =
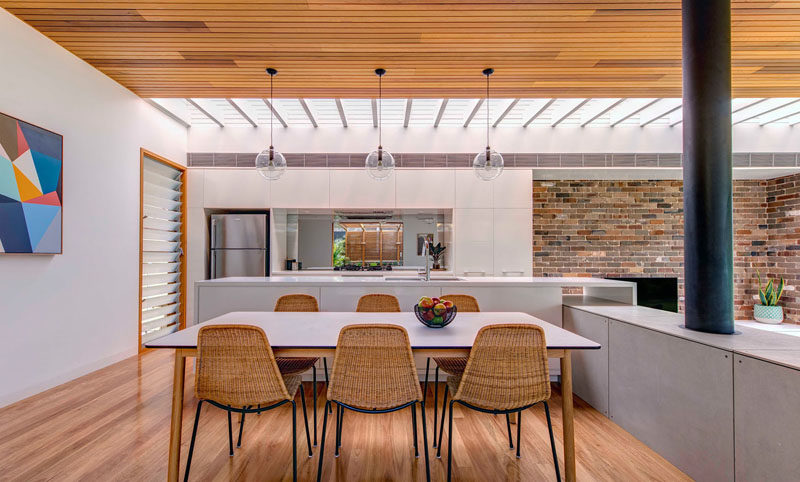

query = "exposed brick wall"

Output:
[[532, 177, 799, 323]]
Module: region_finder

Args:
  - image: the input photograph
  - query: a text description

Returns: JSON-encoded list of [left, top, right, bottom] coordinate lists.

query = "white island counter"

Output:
[[194, 275, 636, 326]]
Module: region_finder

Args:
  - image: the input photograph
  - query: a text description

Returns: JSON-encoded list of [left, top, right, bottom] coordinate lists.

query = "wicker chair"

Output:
[[422, 294, 479, 447], [273, 294, 327, 445], [316, 324, 430, 482], [436, 324, 559, 482], [184, 325, 312, 482], [355, 293, 402, 312]]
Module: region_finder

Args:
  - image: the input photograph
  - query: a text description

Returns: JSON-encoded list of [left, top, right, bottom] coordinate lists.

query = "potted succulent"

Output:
[[754, 271, 785, 324], [429, 243, 446, 270]]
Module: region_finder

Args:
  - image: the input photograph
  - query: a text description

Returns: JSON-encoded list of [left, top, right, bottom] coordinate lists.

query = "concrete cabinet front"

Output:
[[608, 321, 734, 482], [734, 354, 800, 482], [562, 307, 608, 415]]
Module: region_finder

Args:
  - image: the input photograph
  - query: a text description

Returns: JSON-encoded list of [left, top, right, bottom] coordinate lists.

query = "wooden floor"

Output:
[[0, 350, 689, 481]]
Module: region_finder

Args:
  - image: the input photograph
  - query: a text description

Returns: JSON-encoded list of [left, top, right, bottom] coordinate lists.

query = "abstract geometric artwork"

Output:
[[0, 112, 62, 254]]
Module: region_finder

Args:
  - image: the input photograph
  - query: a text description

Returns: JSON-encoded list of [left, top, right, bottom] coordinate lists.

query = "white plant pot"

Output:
[[753, 304, 784, 324]]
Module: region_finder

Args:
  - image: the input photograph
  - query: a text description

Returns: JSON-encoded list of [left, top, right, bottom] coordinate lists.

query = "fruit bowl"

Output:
[[413, 298, 457, 329]]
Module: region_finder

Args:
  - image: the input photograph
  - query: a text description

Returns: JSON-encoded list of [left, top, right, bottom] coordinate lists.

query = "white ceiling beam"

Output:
[[579, 98, 624, 127], [732, 98, 767, 114], [790, 115, 800, 127], [551, 98, 588, 127], [370, 99, 378, 128], [734, 98, 800, 125], [187, 98, 224, 127], [639, 98, 683, 127], [403, 98, 413, 128], [298, 98, 318, 128], [463, 98, 485, 127], [759, 101, 800, 125], [434, 99, 448, 128], [226, 98, 257, 127], [493, 98, 519, 127], [335, 98, 348, 127], [609, 98, 660, 127], [262, 99, 288, 128], [522, 99, 555, 127], [145, 98, 191, 128]]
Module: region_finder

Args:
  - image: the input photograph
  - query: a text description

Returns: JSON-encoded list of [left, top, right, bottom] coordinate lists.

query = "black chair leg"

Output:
[[291, 400, 297, 482], [299, 385, 313, 457], [446, 400, 455, 482], [337, 405, 344, 450], [183, 401, 203, 482], [516, 409, 522, 458], [316, 401, 331, 482], [227, 410, 234, 456], [411, 403, 419, 457], [423, 357, 430, 406], [437, 387, 449, 457], [334, 404, 341, 457], [313, 365, 318, 446], [237, 405, 249, 448], [506, 413, 514, 449], [433, 366, 439, 448], [323, 358, 332, 414], [420, 401, 431, 482], [543, 401, 561, 481]]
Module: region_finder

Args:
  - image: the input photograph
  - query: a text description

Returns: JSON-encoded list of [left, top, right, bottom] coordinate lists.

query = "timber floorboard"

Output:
[[0, 349, 690, 481]]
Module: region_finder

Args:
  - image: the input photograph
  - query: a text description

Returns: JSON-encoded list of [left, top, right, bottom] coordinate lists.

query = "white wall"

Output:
[[188, 124, 800, 154], [0, 9, 187, 407]]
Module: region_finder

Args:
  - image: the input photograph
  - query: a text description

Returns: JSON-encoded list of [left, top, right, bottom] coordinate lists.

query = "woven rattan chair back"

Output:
[[440, 294, 480, 312], [274, 294, 319, 312], [195, 325, 291, 407], [328, 324, 423, 410], [356, 294, 401, 313], [454, 324, 550, 411]]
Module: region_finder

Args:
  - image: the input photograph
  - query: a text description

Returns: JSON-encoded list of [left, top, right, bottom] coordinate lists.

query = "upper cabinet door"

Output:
[[453, 208, 494, 276], [185, 168, 205, 208], [395, 169, 455, 208], [330, 169, 396, 208], [203, 169, 269, 208], [455, 169, 493, 208], [492, 169, 532, 209], [270, 169, 330, 208]]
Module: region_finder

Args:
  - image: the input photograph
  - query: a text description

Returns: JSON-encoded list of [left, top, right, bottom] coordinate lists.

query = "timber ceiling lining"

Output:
[[3, 1, 800, 98]]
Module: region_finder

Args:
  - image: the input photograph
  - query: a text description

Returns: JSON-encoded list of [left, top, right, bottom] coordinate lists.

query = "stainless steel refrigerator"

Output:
[[209, 214, 269, 278]]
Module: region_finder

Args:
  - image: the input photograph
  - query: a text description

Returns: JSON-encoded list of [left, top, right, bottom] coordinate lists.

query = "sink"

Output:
[[383, 276, 464, 281]]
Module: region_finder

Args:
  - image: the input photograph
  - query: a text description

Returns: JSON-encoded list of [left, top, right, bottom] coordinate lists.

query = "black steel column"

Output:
[[682, 0, 734, 334]]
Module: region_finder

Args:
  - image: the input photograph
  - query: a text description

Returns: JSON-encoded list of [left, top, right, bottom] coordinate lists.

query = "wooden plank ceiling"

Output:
[[3, 0, 800, 98]]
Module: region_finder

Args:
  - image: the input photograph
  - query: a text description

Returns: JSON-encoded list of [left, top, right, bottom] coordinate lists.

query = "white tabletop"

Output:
[[145, 311, 601, 351]]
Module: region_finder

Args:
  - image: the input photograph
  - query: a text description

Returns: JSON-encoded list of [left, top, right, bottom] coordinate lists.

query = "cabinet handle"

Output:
[[502, 270, 524, 276], [463, 270, 486, 276]]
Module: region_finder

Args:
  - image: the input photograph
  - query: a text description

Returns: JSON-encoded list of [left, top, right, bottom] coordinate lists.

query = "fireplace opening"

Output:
[[607, 277, 679, 313]]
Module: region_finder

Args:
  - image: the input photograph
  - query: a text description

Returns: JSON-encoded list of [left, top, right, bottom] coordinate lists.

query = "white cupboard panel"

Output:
[[455, 170, 493, 208], [492, 169, 532, 208], [493, 208, 532, 276], [395, 169, 455, 208], [453, 209, 493, 276], [270, 169, 330, 208], [203, 169, 269, 208], [330, 169, 396, 208], [185, 169, 205, 208]]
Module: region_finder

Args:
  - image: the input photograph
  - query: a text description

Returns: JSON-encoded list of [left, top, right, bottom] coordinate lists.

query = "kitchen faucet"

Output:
[[420, 238, 432, 281]]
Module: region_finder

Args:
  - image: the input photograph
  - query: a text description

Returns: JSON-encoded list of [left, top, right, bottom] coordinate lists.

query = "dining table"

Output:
[[146, 311, 601, 482]]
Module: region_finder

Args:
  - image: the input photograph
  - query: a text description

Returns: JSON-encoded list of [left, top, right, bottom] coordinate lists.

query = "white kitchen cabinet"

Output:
[[492, 169, 532, 208], [330, 169, 396, 208], [185, 168, 205, 208], [203, 169, 269, 208], [455, 169, 493, 208], [270, 169, 330, 208], [395, 169, 455, 208], [453, 209, 493, 276], [493, 208, 532, 276]]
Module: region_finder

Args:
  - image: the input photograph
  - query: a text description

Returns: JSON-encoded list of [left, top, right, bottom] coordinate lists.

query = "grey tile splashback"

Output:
[[188, 152, 800, 169]]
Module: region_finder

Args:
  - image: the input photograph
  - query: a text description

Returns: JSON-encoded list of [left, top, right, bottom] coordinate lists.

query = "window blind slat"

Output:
[[142, 272, 181, 285], [143, 251, 181, 263], [143, 216, 181, 232], [144, 205, 181, 222], [142, 261, 180, 275], [142, 302, 180, 320], [143, 195, 181, 211], [144, 180, 182, 201], [143, 228, 181, 243], [142, 282, 180, 298], [142, 239, 180, 252], [144, 170, 183, 191], [142, 291, 181, 309], [142, 319, 179, 344]]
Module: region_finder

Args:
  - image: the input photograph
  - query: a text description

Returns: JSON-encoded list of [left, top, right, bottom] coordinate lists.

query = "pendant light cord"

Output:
[[270, 74, 274, 148], [378, 74, 382, 148], [486, 72, 490, 149]]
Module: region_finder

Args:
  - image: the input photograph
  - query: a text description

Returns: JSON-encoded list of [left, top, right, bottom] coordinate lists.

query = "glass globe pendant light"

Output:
[[365, 68, 395, 180], [255, 67, 287, 180], [473, 68, 504, 181]]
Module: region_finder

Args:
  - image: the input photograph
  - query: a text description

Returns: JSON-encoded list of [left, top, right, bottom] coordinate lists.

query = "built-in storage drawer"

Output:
[[608, 321, 734, 482], [562, 307, 609, 415], [734, 354, 800, 481]]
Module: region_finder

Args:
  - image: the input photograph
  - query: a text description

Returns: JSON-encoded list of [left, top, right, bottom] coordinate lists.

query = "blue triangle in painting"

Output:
[[22, 203, 60, 250], [34, 209, 61, 254], [19, 122, 62, 160], [0, 155, 20, 201], [31, 150, 61, 194], [0, 201, 32, 252]]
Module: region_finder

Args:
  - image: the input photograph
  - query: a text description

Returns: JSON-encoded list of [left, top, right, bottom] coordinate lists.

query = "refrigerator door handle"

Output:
[[210, 250, 216, 279], [210, 218, 218, 250]]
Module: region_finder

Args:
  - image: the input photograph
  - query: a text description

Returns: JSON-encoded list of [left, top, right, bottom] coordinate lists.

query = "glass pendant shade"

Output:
[[473, 147, 504, 181], [365, 147, 395, 180], [255, 146, 286, 180]]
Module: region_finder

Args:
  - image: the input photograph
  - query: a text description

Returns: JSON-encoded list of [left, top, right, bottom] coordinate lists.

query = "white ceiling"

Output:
[[149, 97, 800, 129]]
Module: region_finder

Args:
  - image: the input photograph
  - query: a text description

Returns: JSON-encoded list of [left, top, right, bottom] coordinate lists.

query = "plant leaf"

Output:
[[775, 278, 785, 303], [759, 290, 768, 306]]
